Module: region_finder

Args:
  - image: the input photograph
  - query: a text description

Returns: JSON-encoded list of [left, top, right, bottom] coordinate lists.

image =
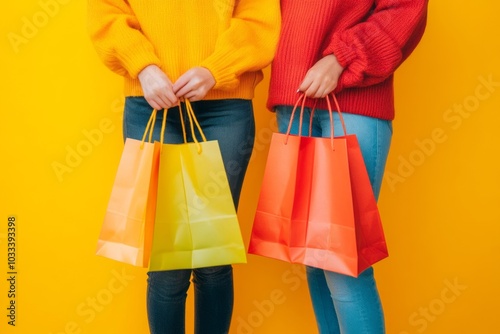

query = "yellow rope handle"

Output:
[[179, 103, 187, 144], [184, 99, 207, 153], [140, 109, 158, 149], [184, 99, 207, 141], [149, 111, 157, 143], [159, 108, 167, 151], [141, 101, 205, 152], [185, 102, 201, 152]]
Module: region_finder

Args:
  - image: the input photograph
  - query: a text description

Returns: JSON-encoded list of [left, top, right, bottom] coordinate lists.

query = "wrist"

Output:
[[138, 64, 160, 80]]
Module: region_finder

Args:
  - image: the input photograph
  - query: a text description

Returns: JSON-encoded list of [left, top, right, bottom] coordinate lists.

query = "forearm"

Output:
[[87, 0, 161, 78], [200, 0, 281, 90], [323, 0, 428, 90]]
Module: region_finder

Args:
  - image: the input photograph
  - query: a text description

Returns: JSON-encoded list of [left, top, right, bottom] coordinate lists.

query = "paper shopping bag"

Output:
[[149, 100, 246, 270], [249, 95, 388, 277], [96, 110, 161, 267], [345, 134, 389, 272]]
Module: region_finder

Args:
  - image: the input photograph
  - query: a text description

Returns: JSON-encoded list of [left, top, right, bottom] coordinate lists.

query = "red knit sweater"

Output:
[[267, 0, 428, 120]]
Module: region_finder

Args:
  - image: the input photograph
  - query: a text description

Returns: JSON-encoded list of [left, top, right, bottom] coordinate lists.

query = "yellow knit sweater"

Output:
[[88, 0, 281, 99]]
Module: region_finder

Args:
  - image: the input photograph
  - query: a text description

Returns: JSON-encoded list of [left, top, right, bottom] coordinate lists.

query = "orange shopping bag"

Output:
[[96, 110, 161, 267], [249, 95, 388, 277]]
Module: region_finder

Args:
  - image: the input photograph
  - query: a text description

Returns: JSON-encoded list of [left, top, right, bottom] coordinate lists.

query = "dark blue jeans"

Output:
[[124, 97, 255, 334]]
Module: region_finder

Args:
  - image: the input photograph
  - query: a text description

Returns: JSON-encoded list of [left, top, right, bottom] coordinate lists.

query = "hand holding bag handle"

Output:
[[284, 93, 348, 152]]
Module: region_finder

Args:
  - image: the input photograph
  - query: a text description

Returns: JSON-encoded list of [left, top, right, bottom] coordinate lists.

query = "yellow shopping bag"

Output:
[[149, 100, 246, 270], [96, 110, 161, 267]]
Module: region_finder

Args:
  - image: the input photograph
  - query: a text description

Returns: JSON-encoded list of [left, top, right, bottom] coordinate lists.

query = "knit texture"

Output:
[[88, 0, 280, 100], [268, 0, 428, 120]]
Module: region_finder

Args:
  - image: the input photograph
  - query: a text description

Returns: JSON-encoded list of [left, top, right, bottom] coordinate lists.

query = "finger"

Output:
[[150, 87, 177, 109], [162, 88, 179, 106], [298, 77, 312, 93], [304, 80, 321, 98], [313, 84, 327, 98], [145, 97, 163, 111], [317, 81, 337, 98], [174, 76, 194, 98], [195, 85, 212, 101], [158, 94, 177, 109], [174, 84, 192, 98], [172, 73, 190, 93], [186, 91, 201, 101]]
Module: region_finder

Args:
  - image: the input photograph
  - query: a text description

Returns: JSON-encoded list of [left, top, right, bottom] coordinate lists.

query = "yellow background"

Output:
[[1, 1, 499, 333]]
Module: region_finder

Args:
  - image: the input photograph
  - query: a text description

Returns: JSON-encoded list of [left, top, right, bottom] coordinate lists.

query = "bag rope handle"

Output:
[[159, 108, 169, 150], [141, 105, 172, 153], [179, 104, 187, 143], [144, 99, 207, 154], [326, 94, 347, 137], [184, 99, 207, 153], [284, 93, 306, 142], [308, 99, 318, 137], [140, 109, 158, 149], [284, 93, 348, 150]]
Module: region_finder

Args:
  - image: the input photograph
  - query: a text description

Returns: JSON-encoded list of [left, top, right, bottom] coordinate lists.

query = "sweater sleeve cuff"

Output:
[[116, 40, 162, 79], [200, 58, 239, 90], [322, 35, 355, 70]]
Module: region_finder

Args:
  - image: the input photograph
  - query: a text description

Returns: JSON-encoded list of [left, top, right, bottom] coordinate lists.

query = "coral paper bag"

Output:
[[149, 100, 246, 270], [249, 95, 388, 277], [96, 111, 160, 267]]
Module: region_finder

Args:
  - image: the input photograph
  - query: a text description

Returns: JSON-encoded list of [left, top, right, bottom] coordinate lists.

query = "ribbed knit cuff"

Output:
[[323, 34, 355, 70], [200, 57, 239, 90], [116, 40, 162, 79]]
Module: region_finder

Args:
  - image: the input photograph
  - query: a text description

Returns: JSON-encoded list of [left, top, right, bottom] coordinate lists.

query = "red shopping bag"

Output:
[[96, 110, 161, 267], [249, 95, 388, 277]]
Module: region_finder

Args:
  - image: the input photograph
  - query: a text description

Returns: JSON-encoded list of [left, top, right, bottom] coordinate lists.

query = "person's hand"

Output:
[[138, 64, 178, 110], [173, 67, 216, 101], [298, 54, 344, 98]]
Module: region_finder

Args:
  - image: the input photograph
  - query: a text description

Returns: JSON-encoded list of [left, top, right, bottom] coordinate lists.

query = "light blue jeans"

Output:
[[276, 105, 392, 334]]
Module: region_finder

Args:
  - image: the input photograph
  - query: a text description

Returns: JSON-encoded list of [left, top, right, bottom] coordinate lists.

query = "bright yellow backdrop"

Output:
[[1, 1, 499, 333]]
